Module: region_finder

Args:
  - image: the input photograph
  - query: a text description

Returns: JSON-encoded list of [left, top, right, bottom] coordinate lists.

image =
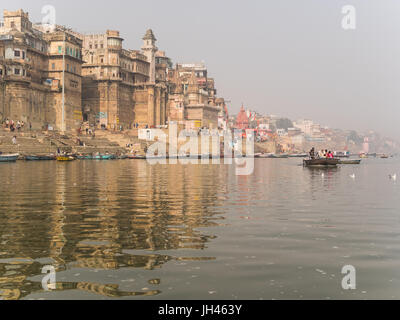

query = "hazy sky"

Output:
[[3, 0, 400, 139]]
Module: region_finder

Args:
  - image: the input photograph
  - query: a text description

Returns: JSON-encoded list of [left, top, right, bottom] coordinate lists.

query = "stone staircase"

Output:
[[0, 131, 56, 155], [0, 129, 130, 155]]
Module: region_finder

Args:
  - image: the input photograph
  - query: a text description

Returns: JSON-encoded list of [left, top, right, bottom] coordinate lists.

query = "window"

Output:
[[11, 21, 15, 28], [58, 46, 62, 54], [22, 69, 25, 76], [70, 80, 78, 88], [14, 68, 20, 75], [52, 63, 55, 70], [66, 64, 69, 72], [89, 44, 92, 49], [14, 50, 20, 57], [0, 69, 3, 76]]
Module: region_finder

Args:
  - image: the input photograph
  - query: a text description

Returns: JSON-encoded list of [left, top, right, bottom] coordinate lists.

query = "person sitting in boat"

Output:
[[309, 147, 316, 160], [327, 151, 334, 159]]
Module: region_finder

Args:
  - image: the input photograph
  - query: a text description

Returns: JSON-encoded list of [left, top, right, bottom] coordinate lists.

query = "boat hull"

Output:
[[0, 154, 19, 162], [77, 155, 115, 160], [303, 159, 339, 167], [56, 156, 75, 161], [339, 160, 362, 165], [25, 155, 56, 161]]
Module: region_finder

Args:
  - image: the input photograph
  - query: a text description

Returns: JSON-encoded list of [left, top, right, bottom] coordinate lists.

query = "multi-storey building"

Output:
[[155, 50, 172, 83], [167, 63, 220, 129], [1, 8, 226, 132], [0, 9, 83, 130], [81, 29, 168, 129]]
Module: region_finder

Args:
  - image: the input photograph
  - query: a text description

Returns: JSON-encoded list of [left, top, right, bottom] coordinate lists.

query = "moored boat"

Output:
[[25, 155, 56, 161], [100, 154, 115, 160], [334, 151, 350, 158], [303, 158, 340, 167], [56, 156, 75, 161], [339, 159, 362, 165], [0, 153, 19, 162], [273, 154, 289, 159], [288, 153, 308, 158], [77, 154, 116, 160]]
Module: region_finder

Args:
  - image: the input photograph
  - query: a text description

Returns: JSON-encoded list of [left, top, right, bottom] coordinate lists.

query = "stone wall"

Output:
[[133, 85, 167, 127], [82, 80, 136, 129], [1, 81, 50, 129], [185, 105, 219, 129]]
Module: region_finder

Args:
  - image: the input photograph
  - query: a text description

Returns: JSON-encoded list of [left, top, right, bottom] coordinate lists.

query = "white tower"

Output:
[[141, 29, 158, 83]]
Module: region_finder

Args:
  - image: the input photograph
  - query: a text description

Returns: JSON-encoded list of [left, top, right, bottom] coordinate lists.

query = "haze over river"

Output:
[[0, 158, 399, 300]]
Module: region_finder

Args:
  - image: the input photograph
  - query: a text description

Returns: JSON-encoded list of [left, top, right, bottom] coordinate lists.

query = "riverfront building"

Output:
[[167, 63, 221, 129], [0, 9, 83, 131], [0, 8, 226, 132], [81, 29, 169, 129]]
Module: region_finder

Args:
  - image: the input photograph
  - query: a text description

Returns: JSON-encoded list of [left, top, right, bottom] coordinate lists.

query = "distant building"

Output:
[[276, 128, 287, 137], [288, 127, 302, 137], [235, 105, 249, 130], [0, 9, 83, 130], [215, 98, 229, 130]]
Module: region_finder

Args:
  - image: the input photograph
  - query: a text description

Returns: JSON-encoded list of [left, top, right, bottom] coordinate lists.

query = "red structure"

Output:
[[236, 105, 249, 130]]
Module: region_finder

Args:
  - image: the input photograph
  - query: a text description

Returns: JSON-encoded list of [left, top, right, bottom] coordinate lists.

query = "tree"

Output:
[[275, 118, 293, 130]]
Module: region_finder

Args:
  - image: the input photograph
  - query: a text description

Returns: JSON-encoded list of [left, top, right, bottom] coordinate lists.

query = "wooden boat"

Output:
[[56, 156, 75, 161], [303, 158, 340, 167], [359, 154, 368, 159], [339, 159, 361, 165], [100, 154, 115, 160], [270, 154, 289, 159], [381, 155, 389, 159], [77, 154, 115, 160], [0, 153, 19, 162], [288, 153, 308, 158], [334, 151, 350, 158], [25, 155, 56, 161], [258, 153, 275, 158]]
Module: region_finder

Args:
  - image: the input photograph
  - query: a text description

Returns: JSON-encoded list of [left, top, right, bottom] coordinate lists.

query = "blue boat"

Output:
[[101, 154, 117, 160], [0, 153, 19, 162], [77, 154, 115, 160], [25, 155, 56, 161]]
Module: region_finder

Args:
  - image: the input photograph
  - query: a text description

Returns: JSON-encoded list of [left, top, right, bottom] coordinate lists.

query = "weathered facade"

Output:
[[0, 9, 83, 131], [1, 8, 228, 133], [0, 10, 82, 130], [81, 29, 168, 129], [167, 63, 220, 129]]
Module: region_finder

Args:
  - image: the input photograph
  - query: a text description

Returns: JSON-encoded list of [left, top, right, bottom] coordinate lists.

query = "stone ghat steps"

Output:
[[0, 137, 49, 146], [0, 129, 135, 155], [0, 146, 57, 155], [78, 137, 121, 147]]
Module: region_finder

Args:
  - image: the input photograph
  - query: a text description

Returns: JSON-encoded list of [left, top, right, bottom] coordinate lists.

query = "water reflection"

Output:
[[0, 161, 224, 300]]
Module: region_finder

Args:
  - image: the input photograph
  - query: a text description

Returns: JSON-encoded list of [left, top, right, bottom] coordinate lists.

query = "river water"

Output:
[[0, 158, 399, 300]]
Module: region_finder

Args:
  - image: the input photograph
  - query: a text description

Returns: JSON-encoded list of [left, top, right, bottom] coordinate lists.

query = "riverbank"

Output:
[[0, 128, 279, 157]]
